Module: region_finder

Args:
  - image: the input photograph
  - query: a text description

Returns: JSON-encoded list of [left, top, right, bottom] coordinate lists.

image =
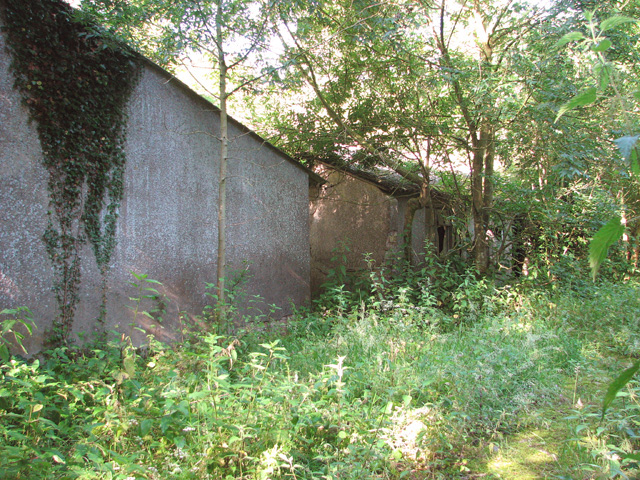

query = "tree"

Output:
[[79, 0, 277, 309], [257, 0, 549, 273]]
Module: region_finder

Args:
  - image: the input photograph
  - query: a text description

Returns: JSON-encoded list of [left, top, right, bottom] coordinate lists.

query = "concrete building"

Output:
[[310, 161, 454, 296], [0, 0, 320, 351]]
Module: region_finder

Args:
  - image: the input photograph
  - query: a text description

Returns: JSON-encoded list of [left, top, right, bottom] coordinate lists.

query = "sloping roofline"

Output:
[[314, 158, 451, 204], [28, 0, 325, 186], [137, 56, 325, 185]]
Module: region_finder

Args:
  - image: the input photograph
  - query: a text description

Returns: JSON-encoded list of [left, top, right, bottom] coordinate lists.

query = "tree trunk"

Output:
[[471, 138, 488, 274], [476, 123, 495, 274], [215, 1, 228, 311]]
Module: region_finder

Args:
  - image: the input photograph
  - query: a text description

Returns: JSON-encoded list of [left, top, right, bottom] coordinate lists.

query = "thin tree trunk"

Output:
[[477, 123, 495, 273], [216, 1, 228, 311], [471, 136, 487, 273]]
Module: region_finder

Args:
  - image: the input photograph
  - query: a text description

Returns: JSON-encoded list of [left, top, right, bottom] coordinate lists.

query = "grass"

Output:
[[2, 275, 640, 479]]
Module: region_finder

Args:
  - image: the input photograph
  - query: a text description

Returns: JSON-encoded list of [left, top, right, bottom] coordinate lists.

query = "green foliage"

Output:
[[125, 271, 166, 341], [0, 307, 34, 362], [602, 361, 640, 418], [589, 216, 625, 280], [555, 86, 597, 122], [2, 271, 640, 478], [1, 0, 140, 344]]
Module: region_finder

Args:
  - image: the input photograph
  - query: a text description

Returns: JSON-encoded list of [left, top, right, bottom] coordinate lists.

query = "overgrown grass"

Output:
[[2, 276, 640, 479]]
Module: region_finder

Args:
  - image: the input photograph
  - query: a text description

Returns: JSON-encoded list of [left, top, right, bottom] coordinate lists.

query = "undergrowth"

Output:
[[2, 272, 640, 479]]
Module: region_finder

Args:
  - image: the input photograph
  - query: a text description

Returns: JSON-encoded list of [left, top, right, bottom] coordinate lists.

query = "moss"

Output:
[[1, 0, 140, 344]]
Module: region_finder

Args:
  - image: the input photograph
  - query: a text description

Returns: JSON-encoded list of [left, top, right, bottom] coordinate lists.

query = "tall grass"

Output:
[[2, 276, 640, 478]]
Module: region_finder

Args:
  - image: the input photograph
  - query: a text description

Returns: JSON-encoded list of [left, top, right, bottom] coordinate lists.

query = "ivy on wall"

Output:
[[1, 0, 140, 344]]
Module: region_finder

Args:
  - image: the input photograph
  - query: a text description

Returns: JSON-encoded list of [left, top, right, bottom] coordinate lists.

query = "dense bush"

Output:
[[3, 272, 640, 479]]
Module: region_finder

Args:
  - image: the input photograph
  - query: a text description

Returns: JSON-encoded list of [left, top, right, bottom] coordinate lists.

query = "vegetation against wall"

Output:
[[1, 0, 140, 343]]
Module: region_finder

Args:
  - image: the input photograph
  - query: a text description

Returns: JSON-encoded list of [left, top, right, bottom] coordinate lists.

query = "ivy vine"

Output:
[[1, 0, 140, 344]]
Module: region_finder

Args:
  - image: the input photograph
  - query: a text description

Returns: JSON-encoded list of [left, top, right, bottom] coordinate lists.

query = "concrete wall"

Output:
[[0, 25, 311, 352], [309, 165, 399, 294], [0, 25, 57, 351], [310, 165, 456, 296]]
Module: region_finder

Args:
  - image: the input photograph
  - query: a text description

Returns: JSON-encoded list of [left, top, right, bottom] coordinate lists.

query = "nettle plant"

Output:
[[555, 12, 640, 279], [1, 0, 140, 344], [556, 11, 640, 418]]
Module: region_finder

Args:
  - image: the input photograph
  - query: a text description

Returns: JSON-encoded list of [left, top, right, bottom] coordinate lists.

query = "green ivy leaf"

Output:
[[555, 31, 584, 48], [602, 360, 640, 418], [600, 15, 638, 33], [589, 216, 625, 280], [555, 87, 597, 122]]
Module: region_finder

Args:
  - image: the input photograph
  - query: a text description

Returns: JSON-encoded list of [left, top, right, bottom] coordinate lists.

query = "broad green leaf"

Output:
[[1, 319, 16, 334], [602, 360, 640, 418], [123, 354, 136, 378], [613, 135, 639, 161], [589, 216, 625, 280], [622, 452, 640, 462], [556, 31, 584, 48], [187, 391, 208, 400], [113, 370, 127, 385], [0, 344, 9, 363], [634, 90, 640, 102], [600, 16, 638, 32], [592, 39, 612, 52], [555, 87, 597, 122], [130, 271, 148, 281]]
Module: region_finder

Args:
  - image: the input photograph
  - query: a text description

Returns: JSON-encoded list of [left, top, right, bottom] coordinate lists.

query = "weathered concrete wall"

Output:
[[0, 26, 57, 350], [310, 165, 447, 296], [0, 24, 310, 351], [309, 166, 400, 295]]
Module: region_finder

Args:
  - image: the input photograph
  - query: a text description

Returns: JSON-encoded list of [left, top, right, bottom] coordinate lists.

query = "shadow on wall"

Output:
[[309, 162, 457, 297], [310, 166, 399, 295]]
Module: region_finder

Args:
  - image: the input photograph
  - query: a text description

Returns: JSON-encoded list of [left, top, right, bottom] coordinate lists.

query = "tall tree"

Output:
[[431, 0, 547, 272], [78, 0, 277, 308], [259, 0, 548, 272]]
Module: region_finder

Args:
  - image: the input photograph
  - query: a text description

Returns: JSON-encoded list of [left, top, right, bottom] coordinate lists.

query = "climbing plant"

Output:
[[1, 0, 140, 344]]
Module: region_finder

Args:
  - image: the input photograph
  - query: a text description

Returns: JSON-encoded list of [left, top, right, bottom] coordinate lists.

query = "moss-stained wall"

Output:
[[0, 12, 311, 351], [0, 24, 56, 350]]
